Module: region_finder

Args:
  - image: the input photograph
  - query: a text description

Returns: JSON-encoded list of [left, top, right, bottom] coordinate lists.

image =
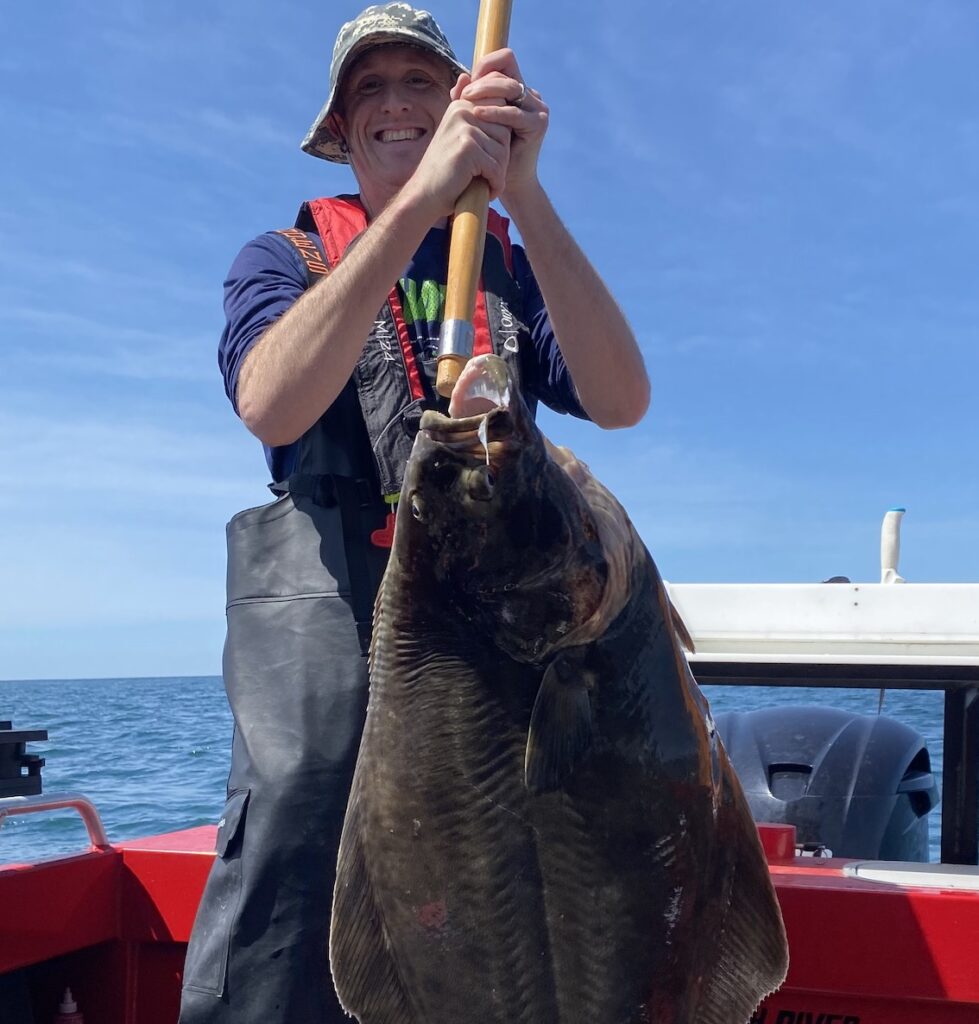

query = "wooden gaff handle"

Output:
[[436, 0, 514, 399]]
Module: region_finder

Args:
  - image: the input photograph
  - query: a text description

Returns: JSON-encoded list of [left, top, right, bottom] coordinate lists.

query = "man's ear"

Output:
[[328, 111, 347, 145]]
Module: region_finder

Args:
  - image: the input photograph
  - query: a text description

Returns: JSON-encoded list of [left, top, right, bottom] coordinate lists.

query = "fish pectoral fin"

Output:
[[524, 655, 594, 794]]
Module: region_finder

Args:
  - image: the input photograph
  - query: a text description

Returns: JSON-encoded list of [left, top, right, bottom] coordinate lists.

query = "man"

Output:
[[180, 4, 649, 1022]]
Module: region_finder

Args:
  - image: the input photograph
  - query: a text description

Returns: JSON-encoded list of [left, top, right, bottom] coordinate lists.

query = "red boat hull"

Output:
[[2, 825, 978, 1023]]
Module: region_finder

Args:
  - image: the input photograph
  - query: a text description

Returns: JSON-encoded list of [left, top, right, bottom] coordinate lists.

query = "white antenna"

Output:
[[880, 507, 907, 584]]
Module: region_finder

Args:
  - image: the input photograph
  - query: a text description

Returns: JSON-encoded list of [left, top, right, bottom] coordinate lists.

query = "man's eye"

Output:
[[406, 74, 433, 88], [356, 78, 383, 95]]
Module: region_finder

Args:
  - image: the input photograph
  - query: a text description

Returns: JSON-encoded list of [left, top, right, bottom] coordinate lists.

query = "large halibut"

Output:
[[330, 355, 788, 1023]]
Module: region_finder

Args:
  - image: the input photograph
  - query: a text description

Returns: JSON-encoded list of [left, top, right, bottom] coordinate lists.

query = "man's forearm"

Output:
[[503, 184, 650, 429], [237, 189, 439, 447]]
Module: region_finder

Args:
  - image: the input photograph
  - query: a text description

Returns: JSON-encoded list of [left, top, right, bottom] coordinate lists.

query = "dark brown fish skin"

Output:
[[330, 363, 788, 1024], [396, 402, 609, 664]]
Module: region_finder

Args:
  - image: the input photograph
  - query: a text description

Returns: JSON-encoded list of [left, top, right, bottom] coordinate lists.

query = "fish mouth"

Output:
[[447, 354, 512, 419], [418, 354, 526, 457]]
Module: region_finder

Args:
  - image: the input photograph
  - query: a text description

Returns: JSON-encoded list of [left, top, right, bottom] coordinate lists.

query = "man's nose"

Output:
[[379, 83, 411, 113]]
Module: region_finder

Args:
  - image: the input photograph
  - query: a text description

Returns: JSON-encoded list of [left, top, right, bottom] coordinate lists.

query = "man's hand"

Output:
[[446, 53, 649, 430], [401, 47, 546, 217], [403, 89, 513, 218], [457, 48, 548, 206]]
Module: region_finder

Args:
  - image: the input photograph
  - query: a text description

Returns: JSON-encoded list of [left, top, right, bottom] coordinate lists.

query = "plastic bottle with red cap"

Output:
[[54, 988, 84, 1024]]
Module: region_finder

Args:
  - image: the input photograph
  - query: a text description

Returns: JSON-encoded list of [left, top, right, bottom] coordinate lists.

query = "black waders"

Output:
[[179, 480, 387, 1022]]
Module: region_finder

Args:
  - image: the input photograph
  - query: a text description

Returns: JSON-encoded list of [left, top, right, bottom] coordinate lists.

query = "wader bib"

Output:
[[179, 197, 532, 1023]]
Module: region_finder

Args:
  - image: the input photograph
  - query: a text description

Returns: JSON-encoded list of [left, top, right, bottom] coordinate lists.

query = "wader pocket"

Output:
[[215, 788, 249, 856], [182, 788, 250, 997]]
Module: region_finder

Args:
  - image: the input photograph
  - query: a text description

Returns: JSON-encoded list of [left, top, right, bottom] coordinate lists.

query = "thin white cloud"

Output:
[[0, 247, 215, 307], [0, 519, 227, 629], [19, 344, 214, 384], [0, 408, 261, 506], [0, 403, 265, 635], [194, 108, 296, 151], [6, 306, 216, 382]]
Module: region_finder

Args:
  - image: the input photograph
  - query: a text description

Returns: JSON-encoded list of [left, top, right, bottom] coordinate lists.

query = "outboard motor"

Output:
[[714, 705, 940, 861]]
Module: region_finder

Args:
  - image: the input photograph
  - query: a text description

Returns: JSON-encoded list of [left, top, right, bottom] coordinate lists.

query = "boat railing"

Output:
[[0, 793, 112, 851]]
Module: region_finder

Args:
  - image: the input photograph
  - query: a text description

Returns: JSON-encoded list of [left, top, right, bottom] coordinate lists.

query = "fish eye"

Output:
[[429, 460, 458, 489], [410, 495, 425, 521]]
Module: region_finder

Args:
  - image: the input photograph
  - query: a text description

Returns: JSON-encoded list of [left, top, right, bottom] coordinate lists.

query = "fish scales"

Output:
[[330, 355, 789, 1023]]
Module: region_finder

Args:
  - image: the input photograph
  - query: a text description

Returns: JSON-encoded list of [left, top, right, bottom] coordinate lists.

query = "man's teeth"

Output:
[[378, 128, 422, 142]]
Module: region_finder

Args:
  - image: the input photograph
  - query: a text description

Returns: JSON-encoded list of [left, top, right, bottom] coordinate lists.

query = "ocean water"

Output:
[[1, 677, 233, 865], [0, 676, 946, 865]]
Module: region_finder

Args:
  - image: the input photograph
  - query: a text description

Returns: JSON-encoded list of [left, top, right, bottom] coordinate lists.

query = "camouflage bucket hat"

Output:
[[302, 3, 469, 164]]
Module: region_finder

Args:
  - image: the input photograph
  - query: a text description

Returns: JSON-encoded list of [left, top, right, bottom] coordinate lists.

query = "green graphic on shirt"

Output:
[[400, 278, 446, 327]]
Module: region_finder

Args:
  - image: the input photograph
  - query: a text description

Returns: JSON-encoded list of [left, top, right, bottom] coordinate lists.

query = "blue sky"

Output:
[[3, 1, 978, 680]]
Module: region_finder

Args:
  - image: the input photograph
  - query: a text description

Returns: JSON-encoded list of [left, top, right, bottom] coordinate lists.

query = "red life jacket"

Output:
[[277, 195, 533, 501]]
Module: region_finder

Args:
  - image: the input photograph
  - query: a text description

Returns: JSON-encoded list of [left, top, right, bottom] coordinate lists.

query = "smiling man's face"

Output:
[[334, 44, 456, 214]]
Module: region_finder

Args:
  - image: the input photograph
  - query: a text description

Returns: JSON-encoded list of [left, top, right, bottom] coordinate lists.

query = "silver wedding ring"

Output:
[[509, 82, 528, 109]]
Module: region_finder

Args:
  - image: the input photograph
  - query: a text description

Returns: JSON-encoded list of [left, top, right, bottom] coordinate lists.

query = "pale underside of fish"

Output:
[[330, 355, 789, 1023]]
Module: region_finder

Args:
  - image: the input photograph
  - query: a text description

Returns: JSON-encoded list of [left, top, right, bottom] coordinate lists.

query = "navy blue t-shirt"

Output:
[[218, 223, 586, 481]]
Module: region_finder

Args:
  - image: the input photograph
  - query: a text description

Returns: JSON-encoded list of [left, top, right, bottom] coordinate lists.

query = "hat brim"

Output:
[[301, 33, 469, 164]]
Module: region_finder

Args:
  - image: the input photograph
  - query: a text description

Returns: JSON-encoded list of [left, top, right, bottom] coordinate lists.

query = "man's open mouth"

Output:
[[376, 128, 424, 143]]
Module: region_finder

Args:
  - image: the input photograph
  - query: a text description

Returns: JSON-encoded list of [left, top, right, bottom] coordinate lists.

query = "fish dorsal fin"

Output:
[[525, 650, 594, 794], [689, 767, 790, 1023], [330, 796, 415, 1023], [670, 597, 696, 654]]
